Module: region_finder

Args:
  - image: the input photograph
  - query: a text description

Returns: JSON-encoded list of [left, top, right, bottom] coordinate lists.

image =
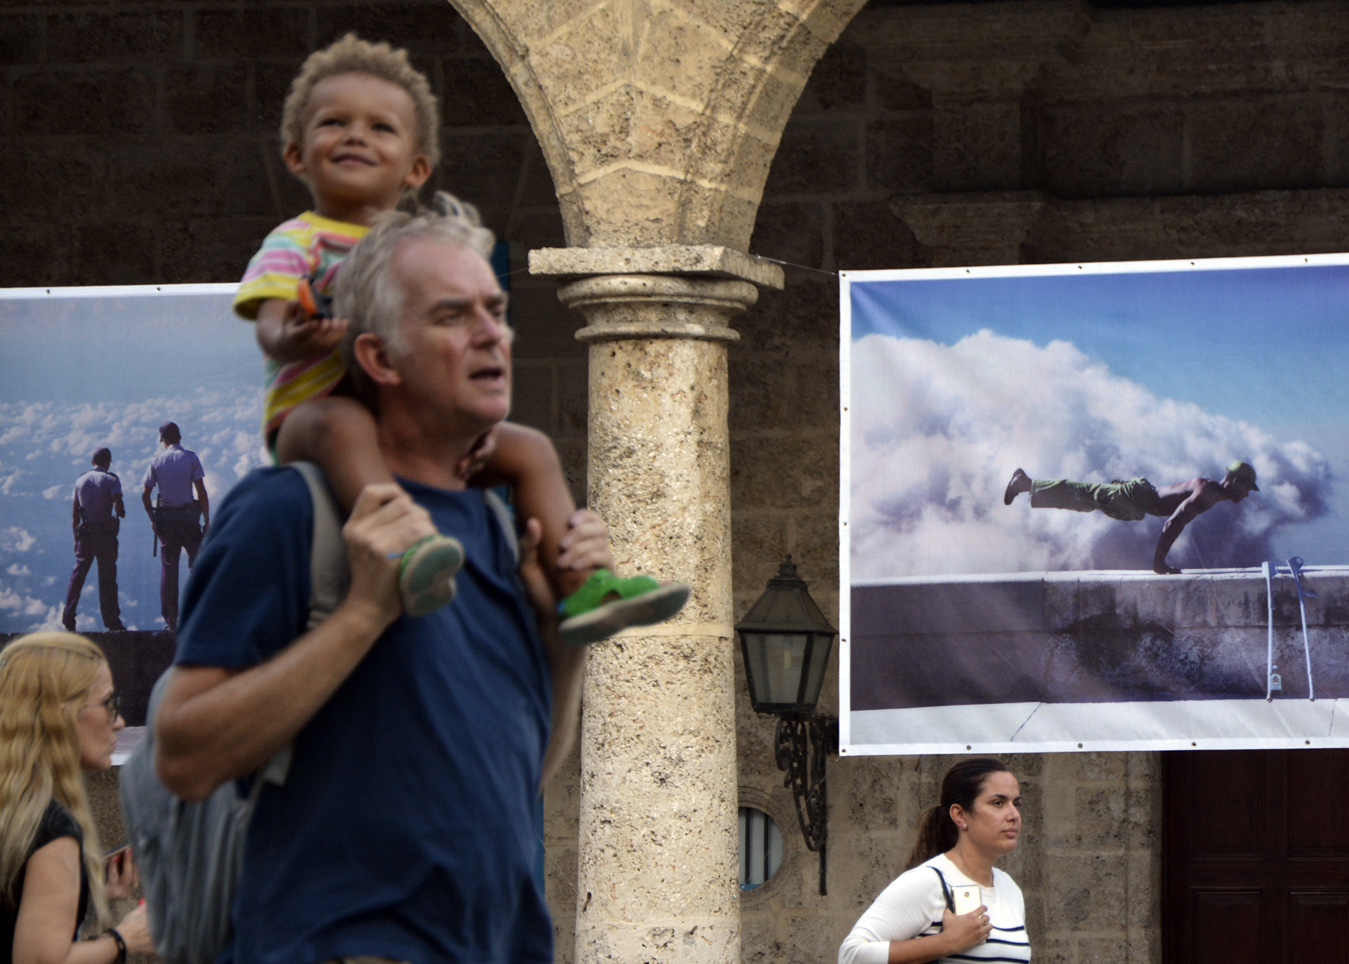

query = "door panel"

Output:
[[1164, 750, 1349, 964], [1189, 890, 1261, 963]]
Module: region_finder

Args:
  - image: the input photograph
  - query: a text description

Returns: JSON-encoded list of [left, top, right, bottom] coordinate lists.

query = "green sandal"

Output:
[[398, 534, 465, 618], [558, 569, 691, 646]]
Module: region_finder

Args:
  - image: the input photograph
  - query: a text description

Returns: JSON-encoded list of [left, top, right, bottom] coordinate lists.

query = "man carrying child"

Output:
[[154, 198, 606, 964]]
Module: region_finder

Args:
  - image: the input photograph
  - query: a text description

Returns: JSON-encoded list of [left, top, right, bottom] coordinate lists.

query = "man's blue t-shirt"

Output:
[[174, 468, 553, 964]]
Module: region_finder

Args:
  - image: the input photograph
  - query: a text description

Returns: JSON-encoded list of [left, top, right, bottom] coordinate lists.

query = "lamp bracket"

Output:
[[775, 712, 837, 894]]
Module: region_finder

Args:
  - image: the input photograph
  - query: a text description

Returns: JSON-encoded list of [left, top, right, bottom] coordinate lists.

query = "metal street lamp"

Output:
[[736, 555, 838, 894]]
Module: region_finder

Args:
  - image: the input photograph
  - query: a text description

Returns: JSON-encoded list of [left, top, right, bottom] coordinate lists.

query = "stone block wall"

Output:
[[0, 0, 589, 472], [732, 3, 1348, 963], [6, 1, 1349, 963]]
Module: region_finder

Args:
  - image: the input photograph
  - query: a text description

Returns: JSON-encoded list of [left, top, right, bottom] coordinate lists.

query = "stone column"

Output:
[[531, 245, 783, 964]]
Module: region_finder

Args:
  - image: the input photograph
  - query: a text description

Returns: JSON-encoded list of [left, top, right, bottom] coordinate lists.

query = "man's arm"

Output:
[[516, 509, 615, 786], [193, 477, 210, 531], [154, 484, 430, 801], [1153, 484, 1220, 574], [70, 495, 80, 541], [141, 484, 155, 524]]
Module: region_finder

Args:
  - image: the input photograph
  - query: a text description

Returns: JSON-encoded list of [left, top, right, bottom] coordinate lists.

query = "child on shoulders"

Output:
[[235, 34, 687, 639]]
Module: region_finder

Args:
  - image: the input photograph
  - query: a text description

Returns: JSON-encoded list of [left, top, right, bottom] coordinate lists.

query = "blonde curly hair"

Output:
[[280, 33, 441, 175], [0, 633, 111, 929]]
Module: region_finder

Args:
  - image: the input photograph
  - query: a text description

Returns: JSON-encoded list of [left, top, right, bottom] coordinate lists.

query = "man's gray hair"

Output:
[[336, 191, 496, 377]]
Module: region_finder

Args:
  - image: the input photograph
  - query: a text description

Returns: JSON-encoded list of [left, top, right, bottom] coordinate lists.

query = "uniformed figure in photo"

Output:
[[61, 447, 126, 631], [141, 422, 209, 631], [1003, 460, 1259, 575]]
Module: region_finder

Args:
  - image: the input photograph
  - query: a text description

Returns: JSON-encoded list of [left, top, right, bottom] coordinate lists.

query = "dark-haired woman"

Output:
[[838, 758, 1031, 964]]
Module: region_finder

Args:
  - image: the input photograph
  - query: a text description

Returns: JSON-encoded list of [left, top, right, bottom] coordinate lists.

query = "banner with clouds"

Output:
[[840, 255, 1349, 755], [0, 285, 267, 634]]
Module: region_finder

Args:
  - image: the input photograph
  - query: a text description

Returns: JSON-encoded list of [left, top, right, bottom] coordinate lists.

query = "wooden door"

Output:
[[1163, 750, 1349, 964]]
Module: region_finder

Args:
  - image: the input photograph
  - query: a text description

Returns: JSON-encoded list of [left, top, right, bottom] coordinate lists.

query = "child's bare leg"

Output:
[[277, 396, 463, 617], [481, 422, 689, 645], [276, 396, 393, 512], [475, 422, 585, 600]]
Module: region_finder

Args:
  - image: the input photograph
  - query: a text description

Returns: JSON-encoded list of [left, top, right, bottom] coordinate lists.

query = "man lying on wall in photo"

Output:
[[1003, 460, 1258, 574]]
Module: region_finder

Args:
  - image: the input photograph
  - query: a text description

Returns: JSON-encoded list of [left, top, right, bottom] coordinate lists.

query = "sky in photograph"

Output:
[[0, 287, 268, 632], [847, 259, 1349, 580]]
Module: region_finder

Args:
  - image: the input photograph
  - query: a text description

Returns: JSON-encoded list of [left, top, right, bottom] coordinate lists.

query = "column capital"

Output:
[[529, 244, 785, 289], [529, 245, 783, 345]]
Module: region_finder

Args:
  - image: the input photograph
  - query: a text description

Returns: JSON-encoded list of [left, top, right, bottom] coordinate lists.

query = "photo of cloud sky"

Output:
[[846, 257, 1348, 581], [0, 286, 267, 633]]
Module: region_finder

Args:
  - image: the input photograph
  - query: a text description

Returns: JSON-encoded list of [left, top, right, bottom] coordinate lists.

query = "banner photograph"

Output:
[[839, 255, 1349, 755], [0, 285, 267, 636]]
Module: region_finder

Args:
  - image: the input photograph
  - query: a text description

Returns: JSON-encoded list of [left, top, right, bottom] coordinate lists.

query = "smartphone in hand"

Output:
[[953, 883, 982, 916]]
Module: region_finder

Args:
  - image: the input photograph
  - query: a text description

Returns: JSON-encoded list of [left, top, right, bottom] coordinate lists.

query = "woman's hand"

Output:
[[113, 902, 155, 956], [103, 848, 137, 902], [940, 904, 992, 953]]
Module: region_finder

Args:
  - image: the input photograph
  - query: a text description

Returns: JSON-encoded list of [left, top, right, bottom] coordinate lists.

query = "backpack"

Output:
[[119, 463, 517, 964]]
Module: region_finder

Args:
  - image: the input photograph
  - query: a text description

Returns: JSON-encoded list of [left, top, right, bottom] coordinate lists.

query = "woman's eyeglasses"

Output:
[[83, 693, 121, 721]]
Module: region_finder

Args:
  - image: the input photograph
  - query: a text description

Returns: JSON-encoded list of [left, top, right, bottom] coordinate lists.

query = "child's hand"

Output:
[[455, 428, 498, 481], [255, 297, 348, 363], [278, 298, 348, 357]]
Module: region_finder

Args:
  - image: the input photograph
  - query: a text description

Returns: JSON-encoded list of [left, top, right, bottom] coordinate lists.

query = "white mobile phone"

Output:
[[952, 883, 982, 916]]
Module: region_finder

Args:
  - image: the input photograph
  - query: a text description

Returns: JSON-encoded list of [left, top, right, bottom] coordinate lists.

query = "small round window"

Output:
[[738, 806, 783, 889]]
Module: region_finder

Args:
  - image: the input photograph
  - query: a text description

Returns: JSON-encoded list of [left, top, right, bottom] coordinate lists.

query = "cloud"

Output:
[[0, 528, 37, 552], [7, 564, 31, 576], [0, 383, 264, 633], [0, 585, 50, 618], [850, 331, 1332, 579], [0, 387, 263, 489], [0, 469, 22, 495]]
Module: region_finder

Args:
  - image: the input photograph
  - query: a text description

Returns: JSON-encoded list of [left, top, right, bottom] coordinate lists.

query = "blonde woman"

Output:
[[0, 633, 153, 964], [839, 757, 1031, 964]]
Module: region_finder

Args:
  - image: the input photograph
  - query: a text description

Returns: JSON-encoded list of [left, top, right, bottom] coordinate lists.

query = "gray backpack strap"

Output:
[[291, 461, 349, 629], [121, 464, 354, 964], [483, 488, 519, 564], [258, 463, 348, 787]]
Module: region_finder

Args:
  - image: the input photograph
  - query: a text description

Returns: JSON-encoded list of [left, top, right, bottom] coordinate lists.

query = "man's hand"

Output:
[[341, 483, 438, 631], [517, 509, 616, 629], [156, 482, 440, 802], [556, 508, 617, 573], [516, 518, 556, 635]]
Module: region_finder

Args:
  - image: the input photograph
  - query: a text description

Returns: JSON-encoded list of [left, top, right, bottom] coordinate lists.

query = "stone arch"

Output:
[[448, 0, 870, 249]]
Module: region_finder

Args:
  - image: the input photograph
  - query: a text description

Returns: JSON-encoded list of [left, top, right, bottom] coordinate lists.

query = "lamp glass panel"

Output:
[[801, 634, 834, 709], [758, 632, 808, 706], [743, 632, 773, 707]]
